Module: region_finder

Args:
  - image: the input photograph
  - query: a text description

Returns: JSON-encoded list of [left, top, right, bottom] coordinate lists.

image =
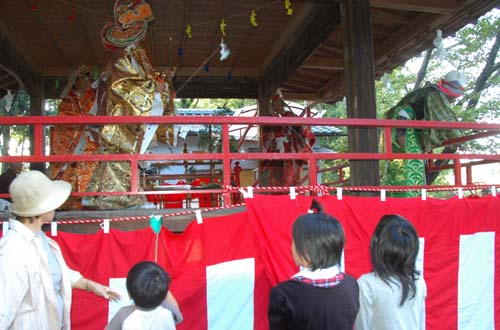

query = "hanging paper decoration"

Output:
[[382, 73, 394, 93], [284, 0, 293, 15], [204, 64, 209, 73], [31, 0, 39, 11], [54, 79, 60, 91], [178, 47, 184, 57], [220, 19, 227, 37], [2, 90, 14, 112], [68, 7, 76, 22], [149, 215, 162, 262], [186, 24, 192, 39], [433, 29, 446, 59], [220, 38, 230, 61], [250, 10, 258, 27]]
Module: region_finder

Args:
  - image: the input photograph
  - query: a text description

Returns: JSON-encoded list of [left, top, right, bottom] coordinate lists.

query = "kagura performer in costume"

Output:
[[260, 92, 315, 187], [84, 0, 175, 210], [383, 70, 466, 197], [50, 66, 100, 209]]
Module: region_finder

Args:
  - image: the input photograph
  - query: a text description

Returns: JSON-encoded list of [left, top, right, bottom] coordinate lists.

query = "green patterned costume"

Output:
[[383, 84, 463, 197]]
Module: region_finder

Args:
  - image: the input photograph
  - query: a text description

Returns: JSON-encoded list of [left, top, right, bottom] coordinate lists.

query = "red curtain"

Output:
[[2, 194, 499, 329]]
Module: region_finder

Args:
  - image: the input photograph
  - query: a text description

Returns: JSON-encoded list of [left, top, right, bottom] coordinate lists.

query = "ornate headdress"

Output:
[[101, 0, 154, 51], [437, 70, 467, 98], [60, 65, 92, 98]]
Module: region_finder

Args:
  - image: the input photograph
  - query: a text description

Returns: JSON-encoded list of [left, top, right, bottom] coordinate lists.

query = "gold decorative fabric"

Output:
[[85, 44, 175, 210]]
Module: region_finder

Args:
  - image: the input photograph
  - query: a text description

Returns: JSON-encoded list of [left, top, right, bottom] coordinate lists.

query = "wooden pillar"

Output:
[[29, 77, 46, 172], [257, 83, 272, 116], [340, 0, 379, 188], [257, 83, 272, 187]]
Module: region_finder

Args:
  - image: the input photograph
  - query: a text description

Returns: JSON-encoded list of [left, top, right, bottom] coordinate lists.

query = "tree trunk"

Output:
[[464, 25, 500, 110]]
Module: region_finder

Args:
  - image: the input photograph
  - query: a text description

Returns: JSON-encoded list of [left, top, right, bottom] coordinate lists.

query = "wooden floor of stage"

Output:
[[0, 206, 247, 234]]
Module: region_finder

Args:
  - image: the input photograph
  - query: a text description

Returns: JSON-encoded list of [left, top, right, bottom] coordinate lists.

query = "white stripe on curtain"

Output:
[[206, 258, 255, 330], [458, 232, 495, 330]]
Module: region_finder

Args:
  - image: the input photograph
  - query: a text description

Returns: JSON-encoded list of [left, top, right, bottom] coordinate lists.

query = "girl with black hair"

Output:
[[354, 214, 427, 330], [268, 200, 359, 330]]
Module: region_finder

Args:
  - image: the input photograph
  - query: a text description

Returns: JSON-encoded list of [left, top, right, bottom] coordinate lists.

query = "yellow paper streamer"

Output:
[[220, 19, 227, 37], [250, 10, 258, 27], [284, 0, 293, 15], [186, 24, 192, 38]]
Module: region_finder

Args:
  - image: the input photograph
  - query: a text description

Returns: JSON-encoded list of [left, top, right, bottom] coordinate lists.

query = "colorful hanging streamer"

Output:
[[250, 10, 258, 27], [284, 0, 293, 15], [68, 6, 76, 22], [220, 19, 227, 37], [186, 24, 192, 39], [149, 215, 162, 234]]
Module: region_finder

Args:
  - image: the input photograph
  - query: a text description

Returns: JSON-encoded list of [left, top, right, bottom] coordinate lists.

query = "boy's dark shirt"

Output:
[[268, 273, 359, 330]]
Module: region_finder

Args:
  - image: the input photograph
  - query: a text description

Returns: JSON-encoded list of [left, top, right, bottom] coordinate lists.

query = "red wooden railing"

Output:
[[1, 115, 500, 206]]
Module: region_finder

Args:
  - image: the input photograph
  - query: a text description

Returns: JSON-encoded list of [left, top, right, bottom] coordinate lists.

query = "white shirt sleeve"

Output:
[[0, 252, 29, 329], [420, 279, 427, 330], [354, 275, 373, 330]]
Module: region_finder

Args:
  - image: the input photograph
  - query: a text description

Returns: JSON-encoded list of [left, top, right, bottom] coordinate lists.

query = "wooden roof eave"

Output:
[[317, 0, 500, 104], [259, 2, 342, 98], [0, 23, 41, 97]]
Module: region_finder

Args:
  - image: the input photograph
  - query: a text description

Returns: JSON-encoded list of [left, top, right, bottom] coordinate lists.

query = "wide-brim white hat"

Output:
[[9, 170, 71, 217]]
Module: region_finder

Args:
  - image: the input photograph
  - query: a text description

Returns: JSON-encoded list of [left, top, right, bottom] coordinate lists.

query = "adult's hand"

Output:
[[76, 277, 121, 301]]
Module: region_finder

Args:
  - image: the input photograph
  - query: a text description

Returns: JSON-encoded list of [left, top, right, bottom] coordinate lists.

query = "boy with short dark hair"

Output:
[[268, 199, 359, 330], [106, 261, 183, 330]]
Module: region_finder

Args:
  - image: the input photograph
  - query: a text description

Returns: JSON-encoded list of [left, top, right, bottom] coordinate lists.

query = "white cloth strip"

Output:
[[336, 187, 343, 200], [102, 219, 110, 234], [206, 258, 255, 330], [421, 189, 427, 201], [458, 232, 495, 330], [50, 222, 58, 237], [380, 189, 386, 202], [195, 210, 203, 224]]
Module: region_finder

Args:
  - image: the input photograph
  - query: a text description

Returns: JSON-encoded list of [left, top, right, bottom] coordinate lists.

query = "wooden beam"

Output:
[[281, 81, 317, 92], [173, 76, 258, 99], [320, 44, 343, 55], [257, 85, 272, 116], [341, 0, 379, 188], [370, 0, 461, 15], [302, 57, 344, 70], [281, 91, 320, 101], [260, 3, 341, 97], [44, 77, 258, 100], [295, 0, 340, 3], [318, 75, 344, 101], [0, 23, 41, 96], [295, 69, 335, 80]]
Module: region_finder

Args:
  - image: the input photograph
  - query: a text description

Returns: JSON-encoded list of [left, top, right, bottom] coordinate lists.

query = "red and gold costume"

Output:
[[84, 0, 175, 210], [260, 94, 315, 187], [50, 82, 98, 209]]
